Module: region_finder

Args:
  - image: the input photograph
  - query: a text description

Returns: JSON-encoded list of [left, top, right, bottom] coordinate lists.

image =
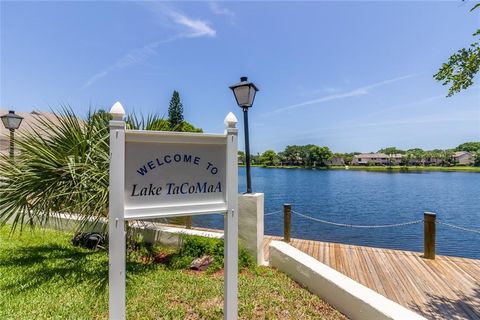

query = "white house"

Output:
[[352, 153, 404, 166], [453, 151, 474, 165]]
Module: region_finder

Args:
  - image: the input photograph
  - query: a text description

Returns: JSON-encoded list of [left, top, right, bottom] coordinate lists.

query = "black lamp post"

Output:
[[1, 110, 24, 159], [229, 77, 258, 194]]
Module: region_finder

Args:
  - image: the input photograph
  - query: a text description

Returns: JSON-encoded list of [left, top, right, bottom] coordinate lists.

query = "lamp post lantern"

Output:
[[1, 110, 24, 159], [229, 76, 258, 194]]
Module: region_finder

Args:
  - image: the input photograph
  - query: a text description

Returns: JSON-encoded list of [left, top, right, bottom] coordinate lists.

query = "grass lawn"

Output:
[[0, 226, 345, 320]]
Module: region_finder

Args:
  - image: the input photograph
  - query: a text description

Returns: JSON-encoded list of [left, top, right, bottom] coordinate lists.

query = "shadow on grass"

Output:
[[0, 243, 158, 295]]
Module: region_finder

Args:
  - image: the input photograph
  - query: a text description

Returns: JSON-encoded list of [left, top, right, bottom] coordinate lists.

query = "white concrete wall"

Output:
[[28, 207, 265, 264], [39, 213, 223, 248], [129, 220, 223, 248], [238, 193, 265, 265], [269, 241, 425, 320]]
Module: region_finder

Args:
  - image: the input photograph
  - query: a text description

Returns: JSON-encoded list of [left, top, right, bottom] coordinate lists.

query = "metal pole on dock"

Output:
[[284, 204, 291, 242], [424, 212, 436, 259]]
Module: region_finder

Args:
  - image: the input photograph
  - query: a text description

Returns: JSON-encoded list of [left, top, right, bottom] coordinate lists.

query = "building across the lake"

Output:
[[453, 151, 474, 165], [0, 108, 60, 156], [352, 153, 403, 166], [325, 157, 345, 166]]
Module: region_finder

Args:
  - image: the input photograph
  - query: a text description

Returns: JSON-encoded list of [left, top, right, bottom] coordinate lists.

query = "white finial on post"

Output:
[[110, 101, 126, 121], [224, 112, 238, 129]]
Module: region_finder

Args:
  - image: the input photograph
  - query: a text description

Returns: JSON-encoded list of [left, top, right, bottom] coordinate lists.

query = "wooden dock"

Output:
[[264, 235, 480, 320], [161, 222, 479, 319]]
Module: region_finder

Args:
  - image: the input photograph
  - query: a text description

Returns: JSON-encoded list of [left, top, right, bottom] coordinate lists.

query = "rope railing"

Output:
[[291, 210, 423, 228], [268, 207, 480, 236], [275, 203, 479, 260], [437, 220, 480, 235], [264, 210, 283, 216]]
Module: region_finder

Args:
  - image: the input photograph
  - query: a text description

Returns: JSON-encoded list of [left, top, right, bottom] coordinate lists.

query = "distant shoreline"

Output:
[[239, 164, 480, 173]]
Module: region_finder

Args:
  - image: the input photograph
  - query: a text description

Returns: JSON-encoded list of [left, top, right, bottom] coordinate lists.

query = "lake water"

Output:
[[193, 167, 480, 259]]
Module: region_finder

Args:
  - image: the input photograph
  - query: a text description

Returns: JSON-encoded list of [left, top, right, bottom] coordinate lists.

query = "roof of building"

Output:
[[0, 108, 60, 155], [453, 151, 472, 158], [353, 153, 404, 159]]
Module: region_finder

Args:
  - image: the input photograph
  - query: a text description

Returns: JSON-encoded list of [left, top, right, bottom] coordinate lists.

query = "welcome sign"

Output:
[[124, 131, 228, 219], [108, 102, 239, 320]]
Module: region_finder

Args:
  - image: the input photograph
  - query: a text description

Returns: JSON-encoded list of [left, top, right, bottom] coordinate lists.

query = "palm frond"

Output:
[[0, 106, 200, 232]]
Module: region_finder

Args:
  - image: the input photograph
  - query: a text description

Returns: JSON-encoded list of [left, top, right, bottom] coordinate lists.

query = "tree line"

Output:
[[239, 145, 333, 167], [239, 142, 480, 167]]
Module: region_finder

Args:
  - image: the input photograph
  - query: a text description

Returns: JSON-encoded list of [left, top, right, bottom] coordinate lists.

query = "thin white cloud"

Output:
[[82, 37, 178, 88], [169, 10, 216, 38], [209, 1, 234, 17], [358, 73, 420, 91], [271, 89, 369, 114], [82, 5, 215, 88], [83, 71, 107, 88], [261, 73, 420, 116], [153, 4, 216, 38]]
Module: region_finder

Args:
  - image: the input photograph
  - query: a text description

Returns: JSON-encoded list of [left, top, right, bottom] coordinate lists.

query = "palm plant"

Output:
[[0, 107, 200, 231]]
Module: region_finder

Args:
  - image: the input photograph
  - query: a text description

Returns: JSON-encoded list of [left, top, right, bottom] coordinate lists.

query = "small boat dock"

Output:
[[264, 235, 480, 319]]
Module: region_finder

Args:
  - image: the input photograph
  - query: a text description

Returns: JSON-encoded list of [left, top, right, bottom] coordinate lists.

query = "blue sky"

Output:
[[1, 1, 479, 153]]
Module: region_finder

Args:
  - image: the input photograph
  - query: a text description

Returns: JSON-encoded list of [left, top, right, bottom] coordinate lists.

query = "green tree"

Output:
[[455, 141, 480, 152], [250, 153, 261, 164], [282, 145, 303, 165], [336, 152, 357, 165], [379, 147, 405, 166], [424, 150, 437, 166], [378, 147, 405, 155], [259, 150, 279, 166], [178, 121, 202, 133], [168, 90, 184, 127], [434, 4, 480, 97], [343, 154, 353, 165], [306, 145, 332, 167], [406, 148, 425, 166], [237, 151, 245, 164], [277, 151, 286, 165], [473, 149, 480, 166], [440, 149, 455, 166]]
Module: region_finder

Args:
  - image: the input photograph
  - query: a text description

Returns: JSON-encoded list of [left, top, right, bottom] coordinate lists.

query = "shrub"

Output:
[[124, 234, 254, 273], [169, 235, 254, 273]]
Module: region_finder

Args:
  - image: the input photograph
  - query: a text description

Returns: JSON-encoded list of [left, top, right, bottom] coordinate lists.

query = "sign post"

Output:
[[224, 113, 239, 319], [108, 102, 239, 320], [108, 102, 126, 320]]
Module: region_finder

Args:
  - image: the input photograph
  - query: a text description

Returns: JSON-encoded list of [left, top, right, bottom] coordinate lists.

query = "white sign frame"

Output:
[[108, 102, 239, 320], [124, 130, 229, 220]]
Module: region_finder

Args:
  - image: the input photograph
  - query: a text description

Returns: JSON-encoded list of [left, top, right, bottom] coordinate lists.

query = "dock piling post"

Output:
[[185, 216, 192, 229], [284, 204, 291, 243], [424, 212, 436, 259]]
